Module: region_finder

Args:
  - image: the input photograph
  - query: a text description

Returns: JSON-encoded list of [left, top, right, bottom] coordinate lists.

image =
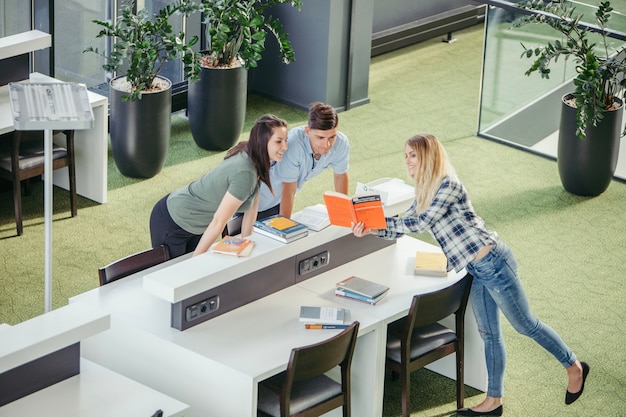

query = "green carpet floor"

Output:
[[1, 24, 625, 416]]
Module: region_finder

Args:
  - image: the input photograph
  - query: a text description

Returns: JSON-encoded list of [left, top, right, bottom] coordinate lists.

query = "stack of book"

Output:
[[299, 306, 349, 329], [211, 236, 255, 257], [335, 276, 389, 305], [253, 215, 308, 243]]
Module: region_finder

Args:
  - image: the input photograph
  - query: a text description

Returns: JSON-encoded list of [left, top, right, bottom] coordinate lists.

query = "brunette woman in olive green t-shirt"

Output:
[[150, 114, 289, 257]]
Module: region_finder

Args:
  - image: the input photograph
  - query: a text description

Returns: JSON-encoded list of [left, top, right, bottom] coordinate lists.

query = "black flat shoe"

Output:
[[565, 361, 590, 405], [457, 405, 503, 416]]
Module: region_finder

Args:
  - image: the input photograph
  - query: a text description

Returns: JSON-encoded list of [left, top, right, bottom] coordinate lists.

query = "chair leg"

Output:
[[65, 130, 77, 217], [12, 177, 23, 236], [456, 349, 465, 409], [9, 131, 24, 236], [401, 368, 410, 417]]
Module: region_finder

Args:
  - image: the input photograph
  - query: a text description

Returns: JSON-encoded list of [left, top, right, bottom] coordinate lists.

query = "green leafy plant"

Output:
[[84, 0, 203, 101], [513, 1, 626, 139], [199, 0, 302, 69]]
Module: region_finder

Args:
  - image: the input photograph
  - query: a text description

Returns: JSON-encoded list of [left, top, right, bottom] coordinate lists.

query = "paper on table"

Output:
[[356, 178, 414, 206], [291, 204, 330, 232]]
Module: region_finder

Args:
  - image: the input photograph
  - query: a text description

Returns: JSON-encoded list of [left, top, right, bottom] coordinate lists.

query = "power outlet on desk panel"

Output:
[[186, 295, 219, 322], [298, 251, 330, 276]]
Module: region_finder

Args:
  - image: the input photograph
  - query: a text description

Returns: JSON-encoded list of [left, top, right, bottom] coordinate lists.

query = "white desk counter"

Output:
[[0, 302, 109, 373], [71, 234, 486, 417], [72, 274, 382, 417], [143, 224, 351, 302], [0, 74, 108, 203], [0, 359, 189, 417], [297, 235, 487, 391], [0, 302, 189, 416]]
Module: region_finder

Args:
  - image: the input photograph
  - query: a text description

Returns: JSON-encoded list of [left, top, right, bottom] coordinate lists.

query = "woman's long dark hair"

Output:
[[224, 114, 287, 193]]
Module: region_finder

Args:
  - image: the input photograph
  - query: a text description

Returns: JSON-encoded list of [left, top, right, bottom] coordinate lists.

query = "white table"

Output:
[[0, 359, 189, 417], [70, 233, 486, 417], [0, 301, 189, 417], [0, 73, 108, 203], [297, 235, 487, 391]]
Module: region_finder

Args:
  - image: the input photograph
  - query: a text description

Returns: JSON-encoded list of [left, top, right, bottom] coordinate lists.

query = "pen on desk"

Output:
[[305, 324, 350, 330]]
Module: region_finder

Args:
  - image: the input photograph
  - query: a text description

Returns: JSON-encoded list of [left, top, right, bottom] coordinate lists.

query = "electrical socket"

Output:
[[185, 295, 219, 322], [298, 250, 330, 275]]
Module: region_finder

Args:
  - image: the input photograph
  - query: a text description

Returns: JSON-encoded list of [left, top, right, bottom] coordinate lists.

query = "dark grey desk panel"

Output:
[[172, 234, 395, 330], [0, 343, 79, 407]]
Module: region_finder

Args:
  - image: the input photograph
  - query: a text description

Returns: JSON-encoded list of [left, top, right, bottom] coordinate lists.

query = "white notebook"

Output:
[[299, 306, 346, 324]]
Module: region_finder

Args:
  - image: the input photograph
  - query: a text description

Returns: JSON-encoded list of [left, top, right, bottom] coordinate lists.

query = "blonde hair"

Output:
[[406, 134, 455, 213]]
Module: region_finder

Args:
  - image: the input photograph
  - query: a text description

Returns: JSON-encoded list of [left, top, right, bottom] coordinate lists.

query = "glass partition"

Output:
[[0, 1, 31, 37], [477, 1, 626, 180]]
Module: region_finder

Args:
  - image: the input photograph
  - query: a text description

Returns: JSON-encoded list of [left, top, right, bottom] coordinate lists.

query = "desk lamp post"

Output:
[[8, 82, 94, 313]]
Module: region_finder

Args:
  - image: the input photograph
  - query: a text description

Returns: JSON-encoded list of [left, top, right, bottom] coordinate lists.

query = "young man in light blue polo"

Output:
[[257, 102, 350, 219]]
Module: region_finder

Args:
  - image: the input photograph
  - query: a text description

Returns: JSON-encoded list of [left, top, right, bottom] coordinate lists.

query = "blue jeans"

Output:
[[465, 241, 577, 398]]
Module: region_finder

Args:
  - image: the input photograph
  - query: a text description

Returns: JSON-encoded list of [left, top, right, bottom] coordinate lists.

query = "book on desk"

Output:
[[253, 214, 308, 243], [211, 236, 255, 257], [299, 306, 347, 325], [335, 276, 389, 305], [414, 250, 448, 277]]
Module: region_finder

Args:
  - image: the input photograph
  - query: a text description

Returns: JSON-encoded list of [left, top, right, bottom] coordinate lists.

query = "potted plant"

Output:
[[85, 0, 203, 178], [514, 0, 626, 196], [187, 0, 302, 151]]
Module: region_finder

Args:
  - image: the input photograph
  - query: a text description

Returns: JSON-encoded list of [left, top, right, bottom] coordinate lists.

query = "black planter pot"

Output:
[[110, 75, 172, 178], [558, 93, 623, 196], [188, 65, 247, 151]]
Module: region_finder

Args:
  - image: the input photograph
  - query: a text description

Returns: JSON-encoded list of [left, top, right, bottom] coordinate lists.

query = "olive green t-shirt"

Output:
[[167, 152, 259, 235]]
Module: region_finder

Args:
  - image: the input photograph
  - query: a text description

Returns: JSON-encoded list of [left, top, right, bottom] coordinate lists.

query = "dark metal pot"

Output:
[[558, 93, 623, 196], [109, 75, 171, 178], [188, 65, 247, 151]]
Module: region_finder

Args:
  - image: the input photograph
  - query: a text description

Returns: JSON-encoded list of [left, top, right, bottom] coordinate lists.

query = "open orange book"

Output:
[[323, 191, 386, 229]]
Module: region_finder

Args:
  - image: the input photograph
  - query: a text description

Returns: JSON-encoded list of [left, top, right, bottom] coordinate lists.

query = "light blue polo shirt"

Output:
[[258, 125, 349, 212]]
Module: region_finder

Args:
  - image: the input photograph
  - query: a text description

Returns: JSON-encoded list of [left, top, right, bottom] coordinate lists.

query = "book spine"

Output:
[[253, 226, 288, 243], [351, 194, 382, 204], [335, 281, 380, 298], [335, 289, 377, 304], [211, 250, 239, 256], [254, 221, 307, 238]]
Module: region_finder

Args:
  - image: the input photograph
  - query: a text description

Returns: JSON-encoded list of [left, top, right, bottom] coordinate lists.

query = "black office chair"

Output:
[[257, 321, 360, 417], [385, 273, 474, 417], [0, 129, 77, 236], [222, 215, 243, 238], [98, 245, 170, 286]]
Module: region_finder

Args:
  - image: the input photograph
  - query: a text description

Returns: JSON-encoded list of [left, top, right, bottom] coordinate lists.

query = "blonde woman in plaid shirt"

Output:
[[351, 134, 589, 416]]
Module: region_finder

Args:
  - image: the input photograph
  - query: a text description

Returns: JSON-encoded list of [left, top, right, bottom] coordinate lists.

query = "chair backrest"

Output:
[[222, 215, 243, 237], [282, 321, 359, 414], [0, 130, 72, 175], [288, 320, 359, 382], [0, 130, 77, 236], [405, 273, 473, 334], [98, 245, 170, 286]]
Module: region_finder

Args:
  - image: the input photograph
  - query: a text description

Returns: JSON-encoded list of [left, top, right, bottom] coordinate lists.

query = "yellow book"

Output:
[[414, 251, 448, 277]]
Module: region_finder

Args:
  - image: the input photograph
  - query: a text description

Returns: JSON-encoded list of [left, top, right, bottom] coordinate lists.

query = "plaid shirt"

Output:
[[376, 176, 498, 272]]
